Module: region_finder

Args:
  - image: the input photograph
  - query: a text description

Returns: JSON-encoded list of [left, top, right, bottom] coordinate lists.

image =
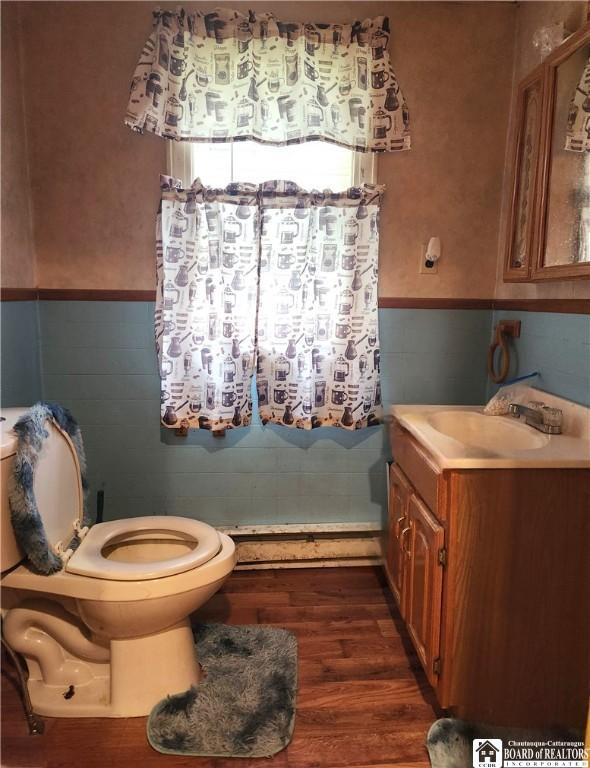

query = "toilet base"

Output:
[[28, 672, 111, 718], [25, 619, 200, 718], [2, 534, 236, 718], [110, 619, 200, 717]]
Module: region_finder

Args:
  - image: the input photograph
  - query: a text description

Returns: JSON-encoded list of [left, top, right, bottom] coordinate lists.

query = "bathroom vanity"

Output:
[[384, 391, 590, 730]]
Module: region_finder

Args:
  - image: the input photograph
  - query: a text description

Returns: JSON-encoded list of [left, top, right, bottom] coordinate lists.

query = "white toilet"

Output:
[[0, 407, 237, 717]]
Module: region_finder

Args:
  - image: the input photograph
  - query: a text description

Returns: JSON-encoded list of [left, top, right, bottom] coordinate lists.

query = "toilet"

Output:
[[0, 407, 237, 717]]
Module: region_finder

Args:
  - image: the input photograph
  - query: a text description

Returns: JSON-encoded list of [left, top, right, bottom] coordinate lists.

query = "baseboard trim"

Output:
[[235, 558, 382, 570], [220, 523, 384, 569], [218, 522, 381, 536]]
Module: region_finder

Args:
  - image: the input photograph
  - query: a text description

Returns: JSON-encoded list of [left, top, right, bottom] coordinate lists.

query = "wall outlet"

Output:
[[419, 243, 439, 274]]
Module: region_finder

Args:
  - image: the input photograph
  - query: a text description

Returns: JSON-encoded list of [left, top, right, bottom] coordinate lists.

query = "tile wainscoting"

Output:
[[0, 301, 41, 408], [38, 302, 490, 526], [2, 300, 587, 525], [489, 310, 590, 406]]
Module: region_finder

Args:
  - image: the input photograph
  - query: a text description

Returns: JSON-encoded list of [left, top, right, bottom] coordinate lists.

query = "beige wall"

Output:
[[1, 2, 35, 288], [377, 1, 514, 298], [6, 1, 516, 296], [494, 0, 590, 300], [18, 1, 167, 292]]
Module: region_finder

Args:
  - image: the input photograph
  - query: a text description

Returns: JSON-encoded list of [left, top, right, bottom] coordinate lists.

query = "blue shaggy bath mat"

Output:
[[147, 623, 297, 758]]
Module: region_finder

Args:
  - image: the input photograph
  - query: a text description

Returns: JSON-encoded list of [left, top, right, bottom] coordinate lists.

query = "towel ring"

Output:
[[487, 321, 521, 384]]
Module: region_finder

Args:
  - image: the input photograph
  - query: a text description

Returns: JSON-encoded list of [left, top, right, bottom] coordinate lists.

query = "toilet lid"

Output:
[[1, 408, 85, 572], [66, 516, 221, 581]]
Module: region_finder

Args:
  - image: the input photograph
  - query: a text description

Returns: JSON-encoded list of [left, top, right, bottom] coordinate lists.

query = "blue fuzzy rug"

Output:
[[147, 623, 297, 758]]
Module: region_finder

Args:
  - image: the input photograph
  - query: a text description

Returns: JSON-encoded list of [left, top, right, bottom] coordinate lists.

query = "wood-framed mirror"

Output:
[[503, 65, 544, 281], [503, 21, 590, 282], [534, 22, 590, 280]]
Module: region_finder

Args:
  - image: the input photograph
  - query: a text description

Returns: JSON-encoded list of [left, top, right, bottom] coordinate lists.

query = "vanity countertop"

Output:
[[390, 388, 590, 470]]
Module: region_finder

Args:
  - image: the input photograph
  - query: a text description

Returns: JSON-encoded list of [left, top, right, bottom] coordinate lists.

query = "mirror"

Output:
[[542, 41, 590, 268], [503, 67, 544, 281], [503, 22, 590, 282]]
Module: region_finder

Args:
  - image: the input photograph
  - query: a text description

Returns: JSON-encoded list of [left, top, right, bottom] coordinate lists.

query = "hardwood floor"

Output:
[[1, 567, 440, 768]]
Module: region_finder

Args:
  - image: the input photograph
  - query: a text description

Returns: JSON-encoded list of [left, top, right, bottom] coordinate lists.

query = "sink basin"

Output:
[[427, 410, 550, 452], [392, 391, 590, 468]]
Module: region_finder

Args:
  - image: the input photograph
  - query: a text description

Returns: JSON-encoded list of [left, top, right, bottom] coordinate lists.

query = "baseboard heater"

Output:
[[217, 523, 384, 570]]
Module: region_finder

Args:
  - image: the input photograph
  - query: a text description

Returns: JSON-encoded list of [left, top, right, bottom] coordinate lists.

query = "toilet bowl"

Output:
[[0, 408, 237, 717]]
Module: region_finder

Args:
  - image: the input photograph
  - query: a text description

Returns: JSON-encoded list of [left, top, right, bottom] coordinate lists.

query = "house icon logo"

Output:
[[472, 739, 503, 768]]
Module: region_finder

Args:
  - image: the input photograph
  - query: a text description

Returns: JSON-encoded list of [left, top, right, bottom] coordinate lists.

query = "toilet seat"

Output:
[[66, 516, 221, 581]]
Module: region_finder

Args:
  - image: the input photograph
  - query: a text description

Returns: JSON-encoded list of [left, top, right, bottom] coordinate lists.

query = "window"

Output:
[[168, 141, 376, 189]]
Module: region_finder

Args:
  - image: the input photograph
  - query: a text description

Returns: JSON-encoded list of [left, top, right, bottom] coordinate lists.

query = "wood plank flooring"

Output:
[[1, 567, 440, 768]]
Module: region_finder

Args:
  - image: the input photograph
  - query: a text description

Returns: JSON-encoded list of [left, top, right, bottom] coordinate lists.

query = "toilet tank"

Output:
[[1, 408, 27, 571], [1, 407, 84, 573]]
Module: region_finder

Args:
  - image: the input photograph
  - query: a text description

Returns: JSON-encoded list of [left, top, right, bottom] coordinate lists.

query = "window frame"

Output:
[[167, 141, 377, 189]]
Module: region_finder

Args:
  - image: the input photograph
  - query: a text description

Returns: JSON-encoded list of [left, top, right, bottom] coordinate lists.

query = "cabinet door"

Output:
[[406, 494, 444, 687], [386, 464, 411, 616]]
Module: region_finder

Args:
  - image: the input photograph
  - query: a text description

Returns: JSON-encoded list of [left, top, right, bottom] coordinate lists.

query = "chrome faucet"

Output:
[[508, 401, 563, 434]]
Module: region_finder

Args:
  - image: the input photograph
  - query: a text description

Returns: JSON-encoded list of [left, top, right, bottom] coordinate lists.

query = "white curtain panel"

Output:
[[565, 53, 590, 152], [156, 176, 259, 432], [256, 181, 383, 430], [125, 8, 410, 153]]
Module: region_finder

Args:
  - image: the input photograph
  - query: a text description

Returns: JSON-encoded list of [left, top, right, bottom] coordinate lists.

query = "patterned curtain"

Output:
[[156, 177, 259, 432], [565, 53, 590, 152], [125, 8, 410, 153], [256, 182, 382, 430], [156, 178, 383, 432]]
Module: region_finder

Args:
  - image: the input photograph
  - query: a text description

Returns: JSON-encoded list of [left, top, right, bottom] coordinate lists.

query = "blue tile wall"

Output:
[[0, 301, 41, 407], [3, 300, 586, 526], [35, 302, 490, 526], [489, 310, 590, 406]]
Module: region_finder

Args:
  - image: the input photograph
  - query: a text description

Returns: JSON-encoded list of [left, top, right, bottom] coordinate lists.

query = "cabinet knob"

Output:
[[401, 525, 412, 557]]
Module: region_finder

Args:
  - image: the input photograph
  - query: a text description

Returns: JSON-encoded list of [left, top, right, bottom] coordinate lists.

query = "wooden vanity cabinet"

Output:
[[387, 463, 445, 687], [404, 494, 444, 689], [384, 417, 590, 730], [386, 464, 410, 615]]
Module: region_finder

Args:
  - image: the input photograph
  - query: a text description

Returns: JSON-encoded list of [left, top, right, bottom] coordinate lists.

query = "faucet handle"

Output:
[[541, 406, 563, 428], [527, 400, 546, 410]]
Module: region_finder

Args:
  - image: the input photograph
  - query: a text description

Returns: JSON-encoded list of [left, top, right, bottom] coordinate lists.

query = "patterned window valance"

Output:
[[565, 53, 590, 152], [125, 7, 410, 153]]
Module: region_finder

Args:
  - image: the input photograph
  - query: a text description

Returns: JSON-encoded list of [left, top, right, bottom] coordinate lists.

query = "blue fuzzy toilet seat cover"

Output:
[[8, 402, 93, 575]]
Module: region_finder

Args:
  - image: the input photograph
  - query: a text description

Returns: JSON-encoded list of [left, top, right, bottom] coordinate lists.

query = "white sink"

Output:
[[390, 388, 590, 469], [427, 410, 550, 452]]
